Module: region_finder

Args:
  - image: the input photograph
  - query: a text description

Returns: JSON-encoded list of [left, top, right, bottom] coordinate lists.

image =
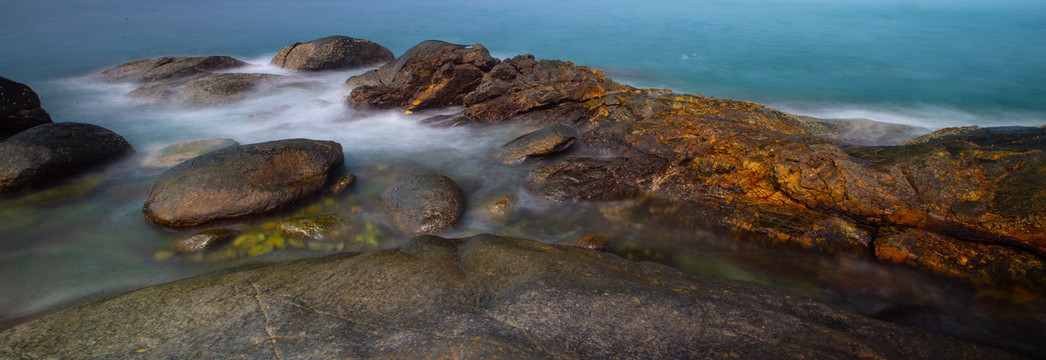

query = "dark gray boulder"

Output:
[[0, 76, 53, 140], [174, 73, 283, 106], [379, 174, 465, 234], [0, 123, 133, 194], [99, 56, 247, 83], [271, 36, 394, 71], [0, 235, 1019, 359], [496, 124, 578, 165], [143, 139, 344, 227]]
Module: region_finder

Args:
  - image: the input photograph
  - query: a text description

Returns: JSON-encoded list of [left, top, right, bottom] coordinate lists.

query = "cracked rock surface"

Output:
[[0, 235, 1020, 359]]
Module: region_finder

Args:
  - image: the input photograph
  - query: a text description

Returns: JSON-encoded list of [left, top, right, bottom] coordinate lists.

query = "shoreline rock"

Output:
[[0, 235, 1020, 359], [143, 139, 344, 227], [0, 122, 133, 194], [271, 35, 394, 71], [0, 77, 53, 140]]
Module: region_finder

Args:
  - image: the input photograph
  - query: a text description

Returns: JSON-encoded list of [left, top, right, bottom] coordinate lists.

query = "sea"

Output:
[[2, 0, 1045, 356]]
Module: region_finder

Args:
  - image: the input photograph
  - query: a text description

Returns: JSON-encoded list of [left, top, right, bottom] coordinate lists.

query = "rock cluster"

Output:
[[345, 40, 1046, 291], [0, 235, 1018, 359]]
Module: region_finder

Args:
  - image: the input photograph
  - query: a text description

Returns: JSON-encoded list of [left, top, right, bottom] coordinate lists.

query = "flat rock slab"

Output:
[[0, 122, 133, 193], [143, 139, 344, 227], [99, 56, 247, 83], [0, 235, 1018, 359]]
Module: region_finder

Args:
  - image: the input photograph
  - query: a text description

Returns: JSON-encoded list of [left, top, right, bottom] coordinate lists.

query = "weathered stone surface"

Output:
[[0, 123, 133, 193], [346, 40, 499, 111], [379, 174, 464, 234], [277, 215, 348, 241], [874, 227, 1046, 293], [527, 155, 667, 202], [0, 235, 1019, 359], [329, 174, 356, 195], [0, 77, 53, 140], [174, 229, 239, 253], [143, 139, 344, 227], [496, 124, 577, 165], [174, 73, 283, 106], [799, 116, 928, 146], [141, 138, 240, 169], [271, 35, 394, 71], [99, 56, 247, 83]]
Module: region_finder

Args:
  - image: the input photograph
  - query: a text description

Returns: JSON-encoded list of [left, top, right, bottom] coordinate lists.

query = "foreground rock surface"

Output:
[[0, 77, 53, 140], [0, 235, 1017, 359], [346, 40, 1046, 291], [143, 139, 344, 227], [0, 123, 133, 194], [272, 35, 394, 71]]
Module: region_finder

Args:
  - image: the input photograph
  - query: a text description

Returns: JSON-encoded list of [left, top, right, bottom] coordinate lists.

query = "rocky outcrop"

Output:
[[0, 77, 53, 140], [174, 73, 283, 106], [344, 40, 1046, 290], [379, 174, 465, 234], [0, 123, 133, 194], [271, 35, 394, 71], [0, 235, 1019, 359], [143, 139, 344, 227], [495, 124, 577, 165], [99, 56, 247, 83], [345, 40, 499, 111]]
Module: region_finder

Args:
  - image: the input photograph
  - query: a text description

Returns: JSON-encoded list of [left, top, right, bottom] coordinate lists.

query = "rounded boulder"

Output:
[[0, 123, 133, 193], [271, 36, 394, 71], [380, 174, 465, 234], [143, 139, 344, 227]]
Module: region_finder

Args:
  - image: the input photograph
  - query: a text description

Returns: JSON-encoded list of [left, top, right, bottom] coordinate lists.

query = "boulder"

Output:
[[99, 56, 247, 83], [0, 235, 1019, 359], [141, 138, 240, 169], [346, 40, 499, 111], [143, 139, 344, 227], [379, 174, 464, 234], [0, 123, 133, 193], [0, 76, 53, 140], [496, 124, 578, 165], [271, 35, 394, 71], [174, 73, 283, 106]]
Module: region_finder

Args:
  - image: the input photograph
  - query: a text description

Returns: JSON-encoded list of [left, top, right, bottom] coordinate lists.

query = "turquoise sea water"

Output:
[[2, 0, 1046, 356], [3, 0, 1045, 129]]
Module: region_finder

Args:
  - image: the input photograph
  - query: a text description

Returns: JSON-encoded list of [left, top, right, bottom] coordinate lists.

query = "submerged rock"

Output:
[[271, 35, 394, 71], [0, 235, 1019, 359], [143, 139, 344, 227], [277, 215, 348, 241], [141, 138, 240, 169], [0, 123, 133, 194], [173, 229, 239, 253], [379, 174, 464, 234], [329, 174, 356, 195], [0, 76, 52, 140], [495, 124, 577, 165], [174, 73, 283, 106]]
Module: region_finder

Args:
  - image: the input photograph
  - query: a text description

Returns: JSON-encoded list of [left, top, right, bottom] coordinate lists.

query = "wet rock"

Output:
[[329, 174, 356, 195], [570, 234, 610, 251], [0, 235, 1018, 359], [346, 40, 499, 111], [141, 138, 240, 169], [277, 215, 348, 241], [496, 124, 578, 165], [0, 76, 52, 140], [904, 125, 1046, 150], [527, 155, 667, 202], [143, 139, 344, 227], [379, 174, 464, 234], [418, 114, 473, 128], [874, 227, 1046, 293], [174, 73, 283, 106], [99, 56, 247, 83], [0, 123, 133, 194], [484, 194, 517, 222], [463, 54, 629, 123], [793, 216, 872, 255], [799, 116, 928, 146], [271, 35, 394, 71], [174, 229, 239, 253]]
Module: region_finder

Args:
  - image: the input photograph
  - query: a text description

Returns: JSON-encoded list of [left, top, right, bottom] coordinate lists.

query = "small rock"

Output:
[[330, 174, 356, 195], [174, 229, 239, 253], [570, 235, 610, 251], [278, 215, 348, 241], [496, 124, 578, 165], [380, 174, 465, 234], [271, 36, 394, 71]]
